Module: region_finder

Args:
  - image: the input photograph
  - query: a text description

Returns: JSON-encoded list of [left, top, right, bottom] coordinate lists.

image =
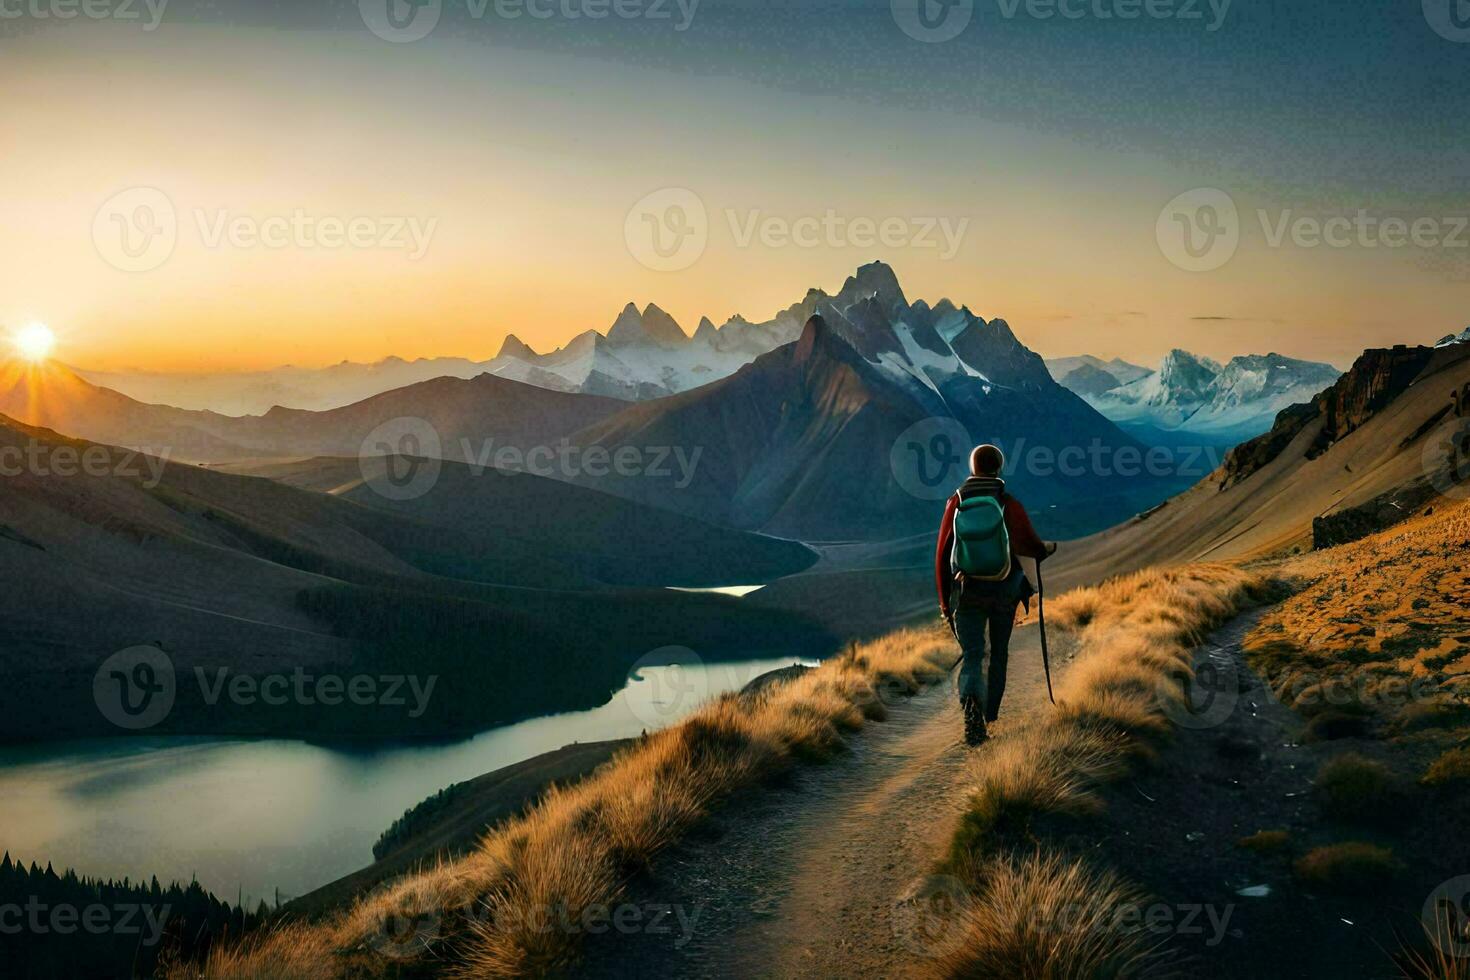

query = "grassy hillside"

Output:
[[0, 417, 828, 739], [215, 454, 817, 589], [167, 628, 958, 977]]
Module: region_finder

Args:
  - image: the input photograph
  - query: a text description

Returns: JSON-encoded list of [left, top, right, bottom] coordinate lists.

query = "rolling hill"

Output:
[[0, 415, 828, 740], [0, 359, 626, 464]]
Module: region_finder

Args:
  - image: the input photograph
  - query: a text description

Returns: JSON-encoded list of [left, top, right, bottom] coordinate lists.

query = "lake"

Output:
[[0, 654, 814, 907]]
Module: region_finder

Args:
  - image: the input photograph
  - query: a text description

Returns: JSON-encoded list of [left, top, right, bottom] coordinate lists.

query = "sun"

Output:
[[13, 322, 56, 363]]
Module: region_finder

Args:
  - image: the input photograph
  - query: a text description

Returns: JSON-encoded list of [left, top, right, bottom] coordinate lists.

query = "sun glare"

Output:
[[13, 322, 55, 363]]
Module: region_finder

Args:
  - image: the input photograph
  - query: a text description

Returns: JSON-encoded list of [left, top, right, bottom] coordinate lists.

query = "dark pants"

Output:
[[953, 602, 1017, 722]]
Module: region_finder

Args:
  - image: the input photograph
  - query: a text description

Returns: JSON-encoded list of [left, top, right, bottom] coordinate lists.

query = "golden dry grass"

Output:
[[930, 851, 1161, 980], [1422, 746, 1470, 787], [1244, 497, 1470, 732], [1399, 910, 1470, 980], [937, 562, 1269, 976], [170, 628, 955, 979]]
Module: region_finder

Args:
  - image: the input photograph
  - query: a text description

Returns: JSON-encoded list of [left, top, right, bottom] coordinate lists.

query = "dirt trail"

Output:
[[580, 623, 1065, 979]]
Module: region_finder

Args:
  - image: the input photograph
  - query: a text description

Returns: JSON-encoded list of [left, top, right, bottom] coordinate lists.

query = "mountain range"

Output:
[[1043, 355, 1154, 398], [1060, 338, 1470, 584], [1065, 348, 1344, 446], [556, 262, 1188, 540], [78, 294, 813, 414], [4, 263, 1184, 543]]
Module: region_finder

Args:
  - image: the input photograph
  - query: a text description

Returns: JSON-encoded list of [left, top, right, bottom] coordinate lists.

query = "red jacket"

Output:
[[935, 490, 1048, 618]]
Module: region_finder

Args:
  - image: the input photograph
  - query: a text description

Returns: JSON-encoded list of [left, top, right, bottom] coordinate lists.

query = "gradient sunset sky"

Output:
[[2, 0, 1466, 373]]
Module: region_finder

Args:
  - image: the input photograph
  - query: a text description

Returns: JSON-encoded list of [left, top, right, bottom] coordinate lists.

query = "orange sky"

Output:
[[2, 24, 1465, 375]]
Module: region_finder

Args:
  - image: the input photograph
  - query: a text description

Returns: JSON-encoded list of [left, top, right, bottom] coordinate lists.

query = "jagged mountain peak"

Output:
[[835, 260, 907, 314], [639, 303, 688, 347], [1155, 349, 1221, 397], [604, 301, 687, 350], [692, 316, 718, 344], [496, 333, 538, 360]]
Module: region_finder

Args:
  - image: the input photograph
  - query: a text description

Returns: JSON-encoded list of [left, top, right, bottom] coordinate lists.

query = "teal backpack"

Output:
[[951, 494, 1012, 581]]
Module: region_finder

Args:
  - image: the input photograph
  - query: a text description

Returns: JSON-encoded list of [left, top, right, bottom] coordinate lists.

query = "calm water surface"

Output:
[[0, 655, 812, 906]]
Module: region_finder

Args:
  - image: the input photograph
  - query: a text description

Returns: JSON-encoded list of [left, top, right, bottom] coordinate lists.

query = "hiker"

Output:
[[935, 444, 1057, 746]]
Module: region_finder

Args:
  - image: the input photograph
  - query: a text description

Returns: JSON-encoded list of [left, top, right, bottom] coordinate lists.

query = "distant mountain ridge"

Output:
[[0, 362, 627, 463], [5, 262, 1192, 544], [1044, 355, 1153, 398], [1077, 348, 1342, 445], [1057, 340, 1470, 585], [79, 264, 1089, 416]]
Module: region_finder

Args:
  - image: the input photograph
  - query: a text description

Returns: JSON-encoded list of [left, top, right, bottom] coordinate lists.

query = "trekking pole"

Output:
[[1036, 558, 1056, 706]]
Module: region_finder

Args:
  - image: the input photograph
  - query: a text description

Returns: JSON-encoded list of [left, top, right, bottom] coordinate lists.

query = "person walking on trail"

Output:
[[935, 444, 1057, 746]]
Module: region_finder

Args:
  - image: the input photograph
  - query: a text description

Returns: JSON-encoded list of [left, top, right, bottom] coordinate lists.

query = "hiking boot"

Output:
[[961, 696, 989, 746]]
